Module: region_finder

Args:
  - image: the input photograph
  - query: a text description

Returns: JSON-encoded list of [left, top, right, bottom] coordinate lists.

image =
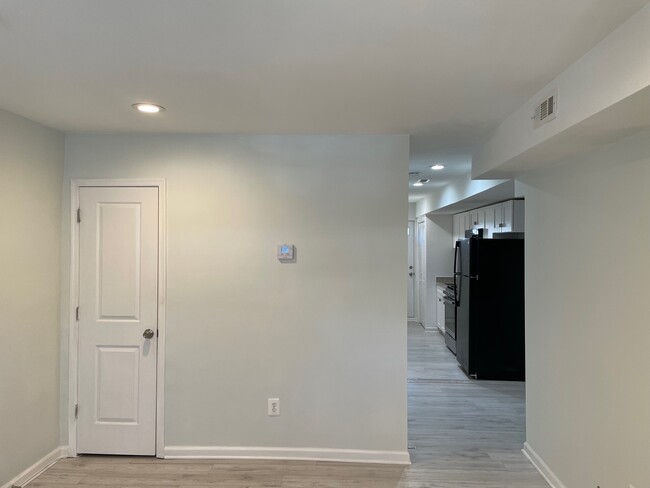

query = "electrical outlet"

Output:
[[268, 398, 280, 416]]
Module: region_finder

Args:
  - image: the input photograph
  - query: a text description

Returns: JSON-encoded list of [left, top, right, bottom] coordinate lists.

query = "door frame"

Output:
[[407, 220, 416, 321], [68, 178, 167, 458], [415, 217, 426, 326]]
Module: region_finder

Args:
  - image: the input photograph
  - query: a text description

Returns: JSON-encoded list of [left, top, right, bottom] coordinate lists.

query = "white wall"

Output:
[[60, 134, 409, 458], [0, 109, 64, 485], [517, 128, 650, 488]]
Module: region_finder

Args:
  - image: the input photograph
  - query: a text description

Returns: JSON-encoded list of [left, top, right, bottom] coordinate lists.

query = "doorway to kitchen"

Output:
[[405, 206, 541, 484]]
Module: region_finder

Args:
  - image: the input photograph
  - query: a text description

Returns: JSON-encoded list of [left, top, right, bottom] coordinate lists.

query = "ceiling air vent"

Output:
[[533, 89, 557, 129]]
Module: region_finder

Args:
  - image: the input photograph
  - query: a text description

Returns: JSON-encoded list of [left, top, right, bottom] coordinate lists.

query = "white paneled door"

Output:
[[77, 187, 159, 455]]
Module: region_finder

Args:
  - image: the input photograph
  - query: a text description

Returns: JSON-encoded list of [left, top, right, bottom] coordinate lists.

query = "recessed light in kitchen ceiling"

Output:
[[430, 164, 445, 170], [413, 179, 430, 187], [132, 103, 165, 114]]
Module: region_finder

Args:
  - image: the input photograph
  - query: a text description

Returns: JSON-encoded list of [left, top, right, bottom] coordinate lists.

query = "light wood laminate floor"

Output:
[[28, 324, 547, 487]]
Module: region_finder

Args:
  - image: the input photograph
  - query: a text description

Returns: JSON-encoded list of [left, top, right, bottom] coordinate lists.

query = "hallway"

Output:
[[406, 323, 547, 485]]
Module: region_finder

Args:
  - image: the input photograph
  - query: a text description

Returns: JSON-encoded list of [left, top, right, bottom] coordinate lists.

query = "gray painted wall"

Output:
[[60, 134, 409, 454], [0, 109, 64, 486], [517, 128, 650, 488]]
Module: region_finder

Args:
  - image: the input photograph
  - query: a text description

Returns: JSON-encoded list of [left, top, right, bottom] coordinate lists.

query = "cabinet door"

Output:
[[474, 209, 486, 229], [463, 212, 472, 232], [452, 214, 461, 247], [469, 210, 478, 229], [455, 212, 468, 241], [501, 200, 513, 232], [484, 204, 497, 237]]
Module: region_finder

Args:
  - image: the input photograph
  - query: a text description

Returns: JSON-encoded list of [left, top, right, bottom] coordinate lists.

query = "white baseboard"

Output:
[[1, 446, 68, 488], [164, 446, 411, 465], [522, 442, 566, 488]]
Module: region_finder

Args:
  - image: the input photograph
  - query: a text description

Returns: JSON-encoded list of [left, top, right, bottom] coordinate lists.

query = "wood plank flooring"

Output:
[[28, 324, 547, 487]]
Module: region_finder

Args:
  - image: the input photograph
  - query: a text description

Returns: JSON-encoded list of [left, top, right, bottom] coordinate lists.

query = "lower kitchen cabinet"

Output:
[[436, 285, 445, 332]]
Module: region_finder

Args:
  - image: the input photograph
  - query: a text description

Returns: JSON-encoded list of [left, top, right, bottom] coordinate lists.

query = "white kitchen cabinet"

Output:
[[452, 214, 462, 247], [493, 199, 525, 234], [496, 199, 512, 232], [436, 285, 445, 333], [470, 208, 485, 230], [484, 204, 498, 237], [452, 200, 525, 245], [452, 211, 471, 247]]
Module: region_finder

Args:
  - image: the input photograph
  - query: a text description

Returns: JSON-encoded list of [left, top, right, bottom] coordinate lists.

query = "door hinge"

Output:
[[74, 404, 78, 419], [75, 306, 79, 321], [77, 208, 81, 223]]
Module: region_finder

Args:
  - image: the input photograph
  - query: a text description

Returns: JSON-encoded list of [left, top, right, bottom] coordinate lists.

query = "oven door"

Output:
[[443, 296, 456, 339]]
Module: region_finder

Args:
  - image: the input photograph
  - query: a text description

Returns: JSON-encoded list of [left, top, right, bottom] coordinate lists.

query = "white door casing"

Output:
[[417, 218, 426, 327], [76, 186, 159, 455], [407, 221, 415, 319]]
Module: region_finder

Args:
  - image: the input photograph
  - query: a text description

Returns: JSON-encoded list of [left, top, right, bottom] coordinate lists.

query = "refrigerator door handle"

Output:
[[454, 241, 461, 305]]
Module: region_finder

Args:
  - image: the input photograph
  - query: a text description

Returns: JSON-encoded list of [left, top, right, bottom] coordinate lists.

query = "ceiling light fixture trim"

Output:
[[132, 103, 166, 114]]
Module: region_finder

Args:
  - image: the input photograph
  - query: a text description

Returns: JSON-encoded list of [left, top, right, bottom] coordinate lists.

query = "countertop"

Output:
[[436, 276, 454, 287]]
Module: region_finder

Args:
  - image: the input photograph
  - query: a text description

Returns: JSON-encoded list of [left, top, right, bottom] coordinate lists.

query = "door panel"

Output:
[[77, 187, 158, 455], [96, 346, 140, 423], [97, 203, 141, 320]]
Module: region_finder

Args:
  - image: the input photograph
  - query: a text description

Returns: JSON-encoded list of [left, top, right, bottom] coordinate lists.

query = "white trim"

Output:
[[155, 180, 167, 458], [68, 181, 80, 457], [407, 219, 416, 321], [68, 178, 166, 458], [522, 442, 566, 488], [1, 446, 67, 488], [164, 446, 411, 465]]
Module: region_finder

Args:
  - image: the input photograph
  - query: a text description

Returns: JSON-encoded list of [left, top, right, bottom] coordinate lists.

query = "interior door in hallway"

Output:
[[417, 218, 426, 326], [407, 221, 415, 319], [77, 186, 159, 455]]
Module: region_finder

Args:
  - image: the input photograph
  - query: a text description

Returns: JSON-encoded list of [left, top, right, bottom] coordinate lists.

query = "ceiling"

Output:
[[1, 0, 647, 197]]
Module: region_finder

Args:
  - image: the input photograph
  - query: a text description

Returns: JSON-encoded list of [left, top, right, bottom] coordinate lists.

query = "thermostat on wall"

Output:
[[277, 244, 295, 261]]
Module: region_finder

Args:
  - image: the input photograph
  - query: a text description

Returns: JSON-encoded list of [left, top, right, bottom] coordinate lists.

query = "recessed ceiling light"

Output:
[[413, 178, 430, 187], [431, 164, 445, 170], [132, 103, 165, 114]]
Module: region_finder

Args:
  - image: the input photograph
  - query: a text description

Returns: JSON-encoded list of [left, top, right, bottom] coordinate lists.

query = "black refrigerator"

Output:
[[454, 237, 525, 381]]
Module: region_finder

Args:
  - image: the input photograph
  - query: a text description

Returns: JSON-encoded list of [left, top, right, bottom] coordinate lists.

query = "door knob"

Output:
[[143, 329, 155, 339]]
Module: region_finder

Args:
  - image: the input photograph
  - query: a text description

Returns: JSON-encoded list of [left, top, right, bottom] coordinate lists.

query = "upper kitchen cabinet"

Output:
[[484, 204, 498, 236], [494, 199, 525, 234], [452, 199, 525, 246], [452, 213, 470, 245], [470, 208, 485, 230]]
